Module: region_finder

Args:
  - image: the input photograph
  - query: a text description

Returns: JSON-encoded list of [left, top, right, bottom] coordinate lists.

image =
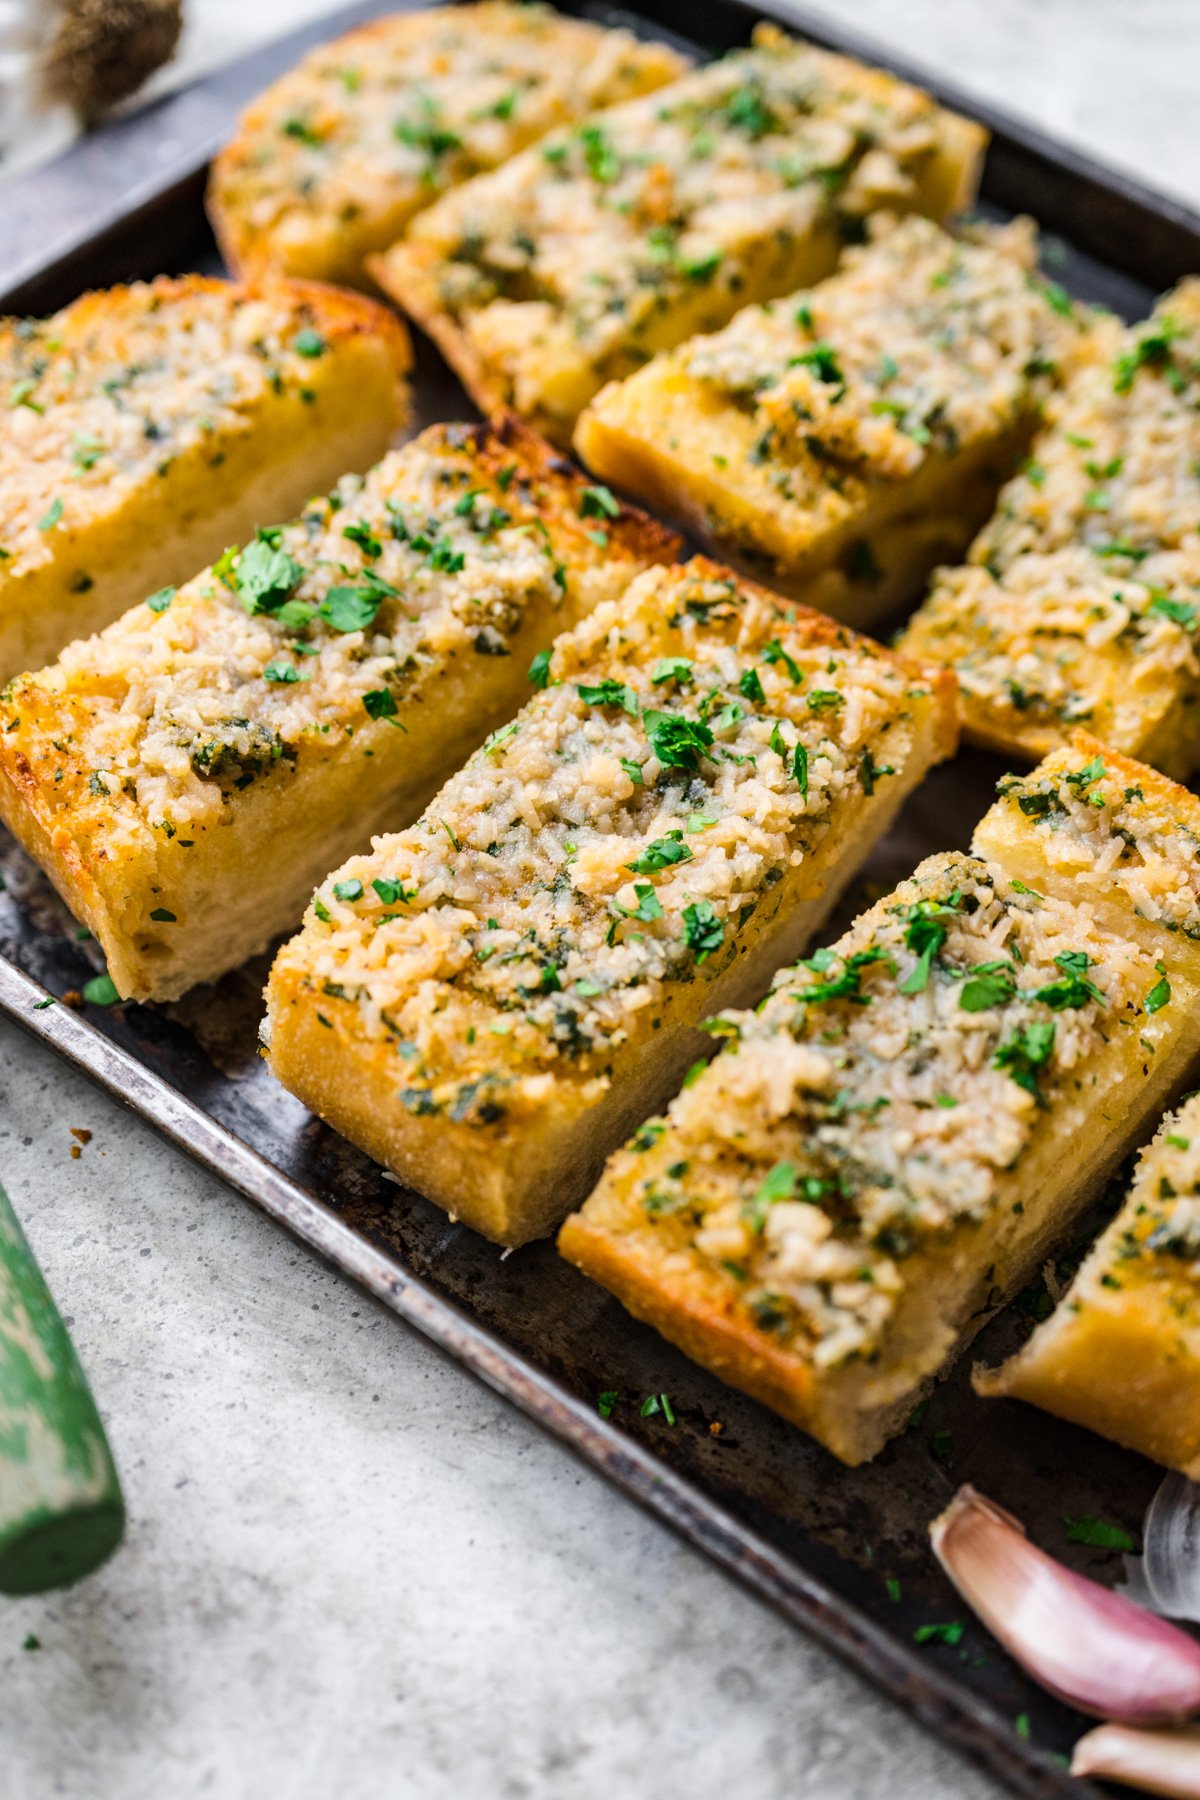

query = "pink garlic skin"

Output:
[[1072, 1723, 1200, 1798], [930, 1487, 1200, 1727]]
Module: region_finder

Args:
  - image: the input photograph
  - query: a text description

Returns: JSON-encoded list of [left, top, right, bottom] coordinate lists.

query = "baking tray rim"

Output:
[[2, 2, 1198, 1794]]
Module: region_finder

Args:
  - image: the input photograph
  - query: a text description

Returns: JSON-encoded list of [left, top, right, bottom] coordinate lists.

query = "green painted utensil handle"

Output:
[[0, 1179, 124, 1594]]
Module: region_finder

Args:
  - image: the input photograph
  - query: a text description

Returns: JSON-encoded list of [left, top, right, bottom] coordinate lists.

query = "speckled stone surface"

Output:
[[1, 5, 1197, 1797]]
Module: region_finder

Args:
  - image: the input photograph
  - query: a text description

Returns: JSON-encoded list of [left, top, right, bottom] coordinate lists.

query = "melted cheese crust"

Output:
[[903, 281, 1200, 770], [576, 215, 1084, 619], [0, 277, 398, 576], [374, 25, 986, 445], [978, 1092, 1200, 1473], [0, 420, 676, 999], [209, 2, 687, 285], [0, 274, 412, 674], [561, 740, 1200, 1460], [265, 558, 954, 1244]]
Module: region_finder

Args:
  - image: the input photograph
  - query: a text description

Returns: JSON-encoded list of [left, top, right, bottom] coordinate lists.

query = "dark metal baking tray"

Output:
[[1, 5, 1197, 1794]]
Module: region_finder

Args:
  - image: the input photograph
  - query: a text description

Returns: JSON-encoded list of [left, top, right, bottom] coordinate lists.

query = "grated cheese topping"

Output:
[[591, 844, 1179, 1371], [276, 562, 939, 1125], [984, 748, 1200, 945], [212, 3, 686, 273], [0, 424, 649, 845], [680, 214, 1080, 496], [399, 26, 967, 412], [904, 281, 1200, 748], [1074, 1096, 1200, 1313], [0, 277, 366, 577]]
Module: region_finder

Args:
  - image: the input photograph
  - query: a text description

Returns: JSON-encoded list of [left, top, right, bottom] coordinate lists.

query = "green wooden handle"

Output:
[[0, 1179, 124, 1594]]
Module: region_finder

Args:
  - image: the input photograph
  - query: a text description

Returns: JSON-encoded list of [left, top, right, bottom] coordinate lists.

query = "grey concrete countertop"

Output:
[[2, 5, 1197, 1797]]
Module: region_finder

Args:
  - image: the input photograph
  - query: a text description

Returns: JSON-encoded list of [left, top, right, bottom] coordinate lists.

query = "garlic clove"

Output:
[[930, 1486, 1200, 1725], [1072, 1723, 1200, 1797]]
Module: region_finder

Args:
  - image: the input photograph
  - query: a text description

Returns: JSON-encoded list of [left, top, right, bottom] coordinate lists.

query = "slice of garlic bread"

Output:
[[972, 733, 1200, 980], [0, 274, 411, 681], [576, 216, 1085, 627], [902, 282, 1200, 773], [264, 558, 955, 1247], [976, 1092, 1200, 1475], [559, 742, 1200, 1463], [209, 3, 687, 288], [0, 420, 676, 1002], [373, 25, 986, 448]]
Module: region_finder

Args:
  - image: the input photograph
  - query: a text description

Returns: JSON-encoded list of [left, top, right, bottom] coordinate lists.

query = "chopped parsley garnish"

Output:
[[806, 689, 843, 713], [146, 586, 175, 614], [393, 114, 462, 157], [742, 1160, 796, 1232], [579, 484, 620, 520], [1147, 593, 1199, 631], [619, 757, 644, 785], [859, 748, 892, 795], [483, 721, 519, 757], [791, 741, 809, 797], [82, 972, 120, 1006], [1093, 539, 1149, 561], [993, 1019, 1055, 1102], [1064, 756, 1106, 793], [1028, 950, 1105, 1011], [577, 678, 639, 715], [1145, 963, 1172, 1013], [362, 688, 399, 721], [720, 83, 778, 139], [372, 877, 413, 906], [320, 585, 382, 632], [913, 1621, 964, 1647], [1040, 279, 1074, 317], [578, 121, 621, 184], [233, 534, 304, 615], [263, 659, 303, 684], [627, 883, 663, 922], [1113, 315, 1183, 394], [762, 640, 802, 684], [790, 341, 844, 387], [597, 1390, 618, 1419], [528, 648, 553, 689], [37, 497, 63, 532], [342, 520, 382, 558], [293, 328, 325, 358], [642, 709, 713, 770], [682, 899, 724, 963], [1064, 1515, 1135, 1551], [627, 832, 692, 873], [795, 944, 892, 1006], [897, 892, 963, 994], [651, 656, 693, 687], [738, 666, 765, 703], [639, 1392, 676, 1424], [959, 961, 1018, 1012]]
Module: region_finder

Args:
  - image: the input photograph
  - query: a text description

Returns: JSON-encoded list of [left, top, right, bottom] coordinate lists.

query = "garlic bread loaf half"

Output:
[[209, 3, 687, 288], [264, 558, 955, 1247], [976, 1092, 1200, 1475], [0, 420, 676, 1002], [559, 739, 1200, 1463], [0, 274, 411, 681], [373, 25, 986, 447], [902, 282, 1200, 773], [575, 216, 1087, 628]]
